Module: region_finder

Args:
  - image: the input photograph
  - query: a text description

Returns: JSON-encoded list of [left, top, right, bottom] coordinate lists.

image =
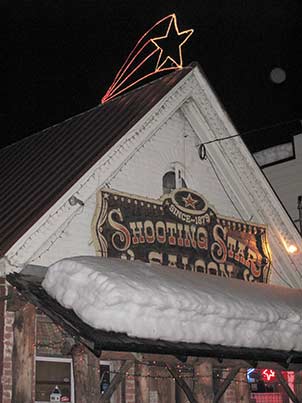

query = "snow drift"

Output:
[[42, 256, 302, 351]]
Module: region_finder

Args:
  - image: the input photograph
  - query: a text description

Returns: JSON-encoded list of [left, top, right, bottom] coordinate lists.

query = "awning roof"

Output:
[[7, 257, 302, 369]]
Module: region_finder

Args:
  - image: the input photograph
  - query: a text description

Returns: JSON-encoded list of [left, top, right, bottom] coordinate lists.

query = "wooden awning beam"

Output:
[[165, 364, 198, 403], [213, 366, 241, 403]]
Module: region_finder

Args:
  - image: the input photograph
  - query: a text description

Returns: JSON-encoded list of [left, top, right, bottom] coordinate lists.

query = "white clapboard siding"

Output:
[[263, 133, 302, 227]]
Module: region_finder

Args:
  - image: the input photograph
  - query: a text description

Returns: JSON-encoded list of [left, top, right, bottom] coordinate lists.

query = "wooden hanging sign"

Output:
[[92, 188, 271, 282]]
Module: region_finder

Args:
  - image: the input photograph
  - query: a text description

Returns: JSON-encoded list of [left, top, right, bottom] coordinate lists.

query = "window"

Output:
[[100, 360, 114, 400], [163, 163, 187, 194], [163, 171, 176, 194], [35, 357, 74, 403], [100, 363, 111, 394]]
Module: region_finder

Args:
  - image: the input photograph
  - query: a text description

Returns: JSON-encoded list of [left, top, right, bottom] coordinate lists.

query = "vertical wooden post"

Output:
[[11, 303, 36, 403], [121, 373, 126, 403], [193, 361, 214, 403], [294, 371, 302, 401], [234, 369, 251, 403], [111, 361, 122, 403], [135, 362, 149, 403], [149, 364, 174, 403], [166, 364, 197, 403], [72, 344, 100, 403], [213, 367, 241, 403]]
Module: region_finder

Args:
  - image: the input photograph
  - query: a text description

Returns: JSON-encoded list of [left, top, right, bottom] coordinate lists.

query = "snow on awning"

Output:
[[41, 256, 302, 353]]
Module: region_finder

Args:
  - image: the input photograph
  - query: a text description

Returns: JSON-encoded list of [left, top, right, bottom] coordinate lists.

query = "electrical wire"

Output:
[[200, 118, 301, 147]]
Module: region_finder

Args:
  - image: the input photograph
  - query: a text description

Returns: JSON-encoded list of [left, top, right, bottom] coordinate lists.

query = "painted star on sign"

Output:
[[182, 193, 198, 209], [151, 14, 194, 71]]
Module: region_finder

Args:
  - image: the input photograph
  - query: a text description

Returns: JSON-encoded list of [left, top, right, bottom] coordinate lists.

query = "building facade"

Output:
[[0, 64, 302, 403]]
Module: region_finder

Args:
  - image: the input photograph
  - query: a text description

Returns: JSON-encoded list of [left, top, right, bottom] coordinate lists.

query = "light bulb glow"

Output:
[[287, 245, 298, 254]]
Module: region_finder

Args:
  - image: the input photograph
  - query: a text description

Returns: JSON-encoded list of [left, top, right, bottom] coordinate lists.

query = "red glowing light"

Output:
[[262, 369, 276, 382], [101, 14, 193, 103]]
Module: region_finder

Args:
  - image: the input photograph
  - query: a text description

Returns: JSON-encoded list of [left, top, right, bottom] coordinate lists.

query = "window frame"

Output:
[[35, 356, 75, 403], [100, 360, 114, 401], [163, 162, 187, 194]]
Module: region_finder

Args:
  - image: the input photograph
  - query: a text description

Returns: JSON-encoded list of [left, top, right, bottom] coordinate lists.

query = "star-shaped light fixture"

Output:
[[151, 14, 194, 71], [182, 193, 198, 209], [102, 14, 194, 103]]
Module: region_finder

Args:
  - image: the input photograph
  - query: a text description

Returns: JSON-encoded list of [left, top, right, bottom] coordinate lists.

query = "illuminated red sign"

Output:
[[262, 369, 276, 382]]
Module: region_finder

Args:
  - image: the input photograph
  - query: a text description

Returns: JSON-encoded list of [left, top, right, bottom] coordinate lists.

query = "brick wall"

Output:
[[0, 279, 5, 403], [125, 364, 135, 403], [2, 310, 14, 403]]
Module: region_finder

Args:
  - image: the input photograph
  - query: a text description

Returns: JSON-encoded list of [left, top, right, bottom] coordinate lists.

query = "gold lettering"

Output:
[[166, 222, 177, 245], [129, 221, 145, 244], [227, 236, 237, 259], [246, 249, 261, 278], [181, 256, 190, 270], [194, 258, 206, 273], [167, 254, 177, 268], [196, 227, 208, 250], [148, 251, 163, 265], [108, 209, 131, 251], [177, 223, 184, 246], [211, 224, 227, 263], [144, 220, 155, 244], [184, 225, 197, 248], [155, 221, 166, 243], [121, 249, 135, 261], [208, 261, 219, 276]]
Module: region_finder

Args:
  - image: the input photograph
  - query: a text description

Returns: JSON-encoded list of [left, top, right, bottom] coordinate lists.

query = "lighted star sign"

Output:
[[101, 14, 193, 103], [151, 16, 193, 70]]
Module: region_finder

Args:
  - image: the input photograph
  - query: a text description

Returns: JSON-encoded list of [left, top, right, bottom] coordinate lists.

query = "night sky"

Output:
[[5, 1, 302, 150]]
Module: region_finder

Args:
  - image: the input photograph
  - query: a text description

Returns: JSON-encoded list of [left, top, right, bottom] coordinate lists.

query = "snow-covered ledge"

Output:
[[42, 256, 302, 352]]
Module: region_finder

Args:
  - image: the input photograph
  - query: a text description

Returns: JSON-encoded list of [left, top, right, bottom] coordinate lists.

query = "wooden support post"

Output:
[[72, 343, 100, 403], [12, 303, 36, 403], [234, 369, 251, 403], [213, 367, 240, 403], [135, 362, 149, 403], [193, 361, 214, 403], [295, 371, 302, 401], [149, 363, 174, 403], [99, 360, 133, 403], [276, 370, 301, 403], [175, 372, 194, 403], [166, 364, 198, 403]]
